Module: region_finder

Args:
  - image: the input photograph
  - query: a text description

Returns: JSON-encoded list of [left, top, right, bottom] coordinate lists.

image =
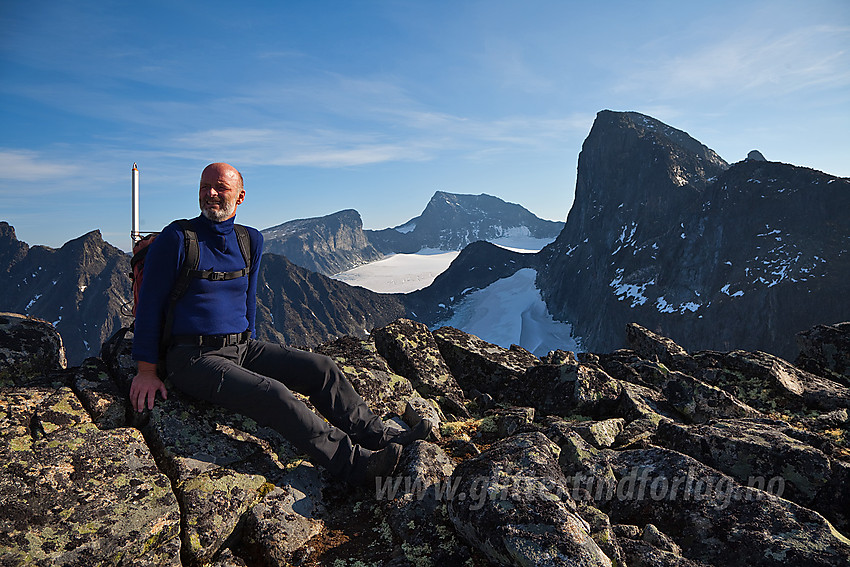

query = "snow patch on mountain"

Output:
[[433, 268, 582, 356], [489, 234, 555, 254], [332, 250, 461, 293], [394, 220, 416, 234], [331, 234, 554, 293]]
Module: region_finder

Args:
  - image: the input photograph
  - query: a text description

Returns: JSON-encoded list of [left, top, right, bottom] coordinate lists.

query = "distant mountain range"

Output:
[[2, 109, 847, 364], [261, 191, 564, 275]]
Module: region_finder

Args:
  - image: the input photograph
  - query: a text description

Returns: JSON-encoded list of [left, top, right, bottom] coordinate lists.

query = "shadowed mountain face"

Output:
[[253, 252, 409, 348], [536, 110, 850, 358], [0, 222, 132, 365]]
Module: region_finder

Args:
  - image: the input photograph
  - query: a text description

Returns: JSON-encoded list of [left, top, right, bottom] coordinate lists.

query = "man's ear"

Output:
[[236, 190, 245, 205]]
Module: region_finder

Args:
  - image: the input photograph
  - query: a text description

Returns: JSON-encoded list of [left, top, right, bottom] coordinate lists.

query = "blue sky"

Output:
[[2, 0, 848, 252]]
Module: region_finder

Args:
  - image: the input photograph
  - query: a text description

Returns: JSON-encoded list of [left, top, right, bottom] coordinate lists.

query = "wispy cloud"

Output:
[[0, 149, 83, 182], [162, 107, 593, 169], [618, 25, 850, 99]]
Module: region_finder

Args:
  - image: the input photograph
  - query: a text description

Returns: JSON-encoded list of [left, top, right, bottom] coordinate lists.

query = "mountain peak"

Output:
[[370, 191, 563, 253], [539, 110, 850, 359], [593, 110, 728, 176], [1, 221, 18, 241]]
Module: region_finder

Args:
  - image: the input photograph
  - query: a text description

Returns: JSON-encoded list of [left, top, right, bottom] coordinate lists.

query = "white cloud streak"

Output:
[[618, 24, 850, 99], [0, 149, 84, 182]]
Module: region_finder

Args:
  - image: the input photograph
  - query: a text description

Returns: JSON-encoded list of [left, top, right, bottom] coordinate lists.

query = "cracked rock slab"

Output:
[[448, 432, 612, 566], [0, 387, 180, 566]]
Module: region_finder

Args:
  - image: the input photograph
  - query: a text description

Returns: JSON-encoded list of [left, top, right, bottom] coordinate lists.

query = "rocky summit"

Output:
[[537, 110, 850, 359], [2, 313, 850, 566]]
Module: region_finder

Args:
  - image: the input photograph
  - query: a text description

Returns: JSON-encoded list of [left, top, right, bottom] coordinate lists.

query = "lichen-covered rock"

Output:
[[372, 318, 469, 418], [576, 503, 629, 567], [140, 388, 306, 564], [796, 322, 850, 386], [615, 380, 677, 424], [544, 421, 618, 494], [433, 325, 539, 396], [617, 537, 709, 566], [572, 418, 627, 449], [5, 315, 850, 566], [627, 323, 690, 365], [314, 335, 420, 418], [813, 459, 850, 538], [694, 350, 850, 413], [381, 441, 470, 563], [628, 361, 762, 423], [655, 418, 849, 535], [448, 432, 612, 566], [481, 406, 536, 440], [0, 387, 180, 566], [601, 447, 850, 567], [177, 467, 268, 564], [0, 313, 66, 385], [615, 415, 669, 449], [655, 419, 831, 503], [237, 462, 324, 565], [69, 356, 127, 429], [510, 360, 623, 418]]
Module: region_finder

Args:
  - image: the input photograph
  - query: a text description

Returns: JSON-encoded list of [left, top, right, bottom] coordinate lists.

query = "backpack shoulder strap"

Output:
[[160, 219, 198, 359], [183, 223, 252, 281], [173, 219, 199, 296], [234, 224, 252, 271]]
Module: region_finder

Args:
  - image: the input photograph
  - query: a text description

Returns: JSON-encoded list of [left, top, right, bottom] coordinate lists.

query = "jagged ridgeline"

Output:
[[537, 110, 850, 359], [2, 314, 849, 565], [2, 109, 848, 366]]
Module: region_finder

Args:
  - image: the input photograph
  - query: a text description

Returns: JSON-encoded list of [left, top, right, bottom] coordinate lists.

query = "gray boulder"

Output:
[[0, 313, 66, 385], [448, 432, 613, 566]]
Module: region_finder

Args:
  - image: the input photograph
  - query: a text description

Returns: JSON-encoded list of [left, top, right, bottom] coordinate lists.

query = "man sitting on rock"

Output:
[[130, 162, 430, 485]]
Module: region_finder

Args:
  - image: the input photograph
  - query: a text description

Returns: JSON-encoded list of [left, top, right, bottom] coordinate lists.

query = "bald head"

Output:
[[202, 162, 243, 190], [199, 162, 245, 222]]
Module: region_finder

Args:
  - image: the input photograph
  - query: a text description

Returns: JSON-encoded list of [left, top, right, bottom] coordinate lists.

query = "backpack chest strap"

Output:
[[188, 266, 249, 281]]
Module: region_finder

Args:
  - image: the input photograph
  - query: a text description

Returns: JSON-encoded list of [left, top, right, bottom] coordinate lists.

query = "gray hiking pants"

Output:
[[165, 339, 386, 481]]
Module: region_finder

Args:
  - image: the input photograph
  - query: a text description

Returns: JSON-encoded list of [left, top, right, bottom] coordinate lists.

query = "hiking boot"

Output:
[[350, 442, 403, 486], [358, 418, 434, 450], [385, 418, 434, 447]]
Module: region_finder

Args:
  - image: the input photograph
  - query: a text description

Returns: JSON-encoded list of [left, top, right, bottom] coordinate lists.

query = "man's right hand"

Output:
[[130, 361, 168, 412]]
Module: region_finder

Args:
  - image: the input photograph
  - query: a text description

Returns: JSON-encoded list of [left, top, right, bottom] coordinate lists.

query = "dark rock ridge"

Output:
[[536, 110, 850, 359], [254, 252, 409, 348], [367, 190, 564, 254], [261, 209, 385, 276], [0, 222, 132, 366], [3, 314, 850, 566]]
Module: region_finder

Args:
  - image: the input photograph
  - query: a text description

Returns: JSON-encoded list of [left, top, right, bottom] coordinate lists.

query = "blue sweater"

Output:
[[132, 214, 263, 364]]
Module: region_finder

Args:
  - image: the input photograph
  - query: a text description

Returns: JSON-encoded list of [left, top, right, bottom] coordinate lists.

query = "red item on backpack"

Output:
[[129, 233, 158, 317]]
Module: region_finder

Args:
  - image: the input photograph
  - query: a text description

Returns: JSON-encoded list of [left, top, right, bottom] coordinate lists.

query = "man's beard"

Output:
[[201, 198, 236, 222]]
